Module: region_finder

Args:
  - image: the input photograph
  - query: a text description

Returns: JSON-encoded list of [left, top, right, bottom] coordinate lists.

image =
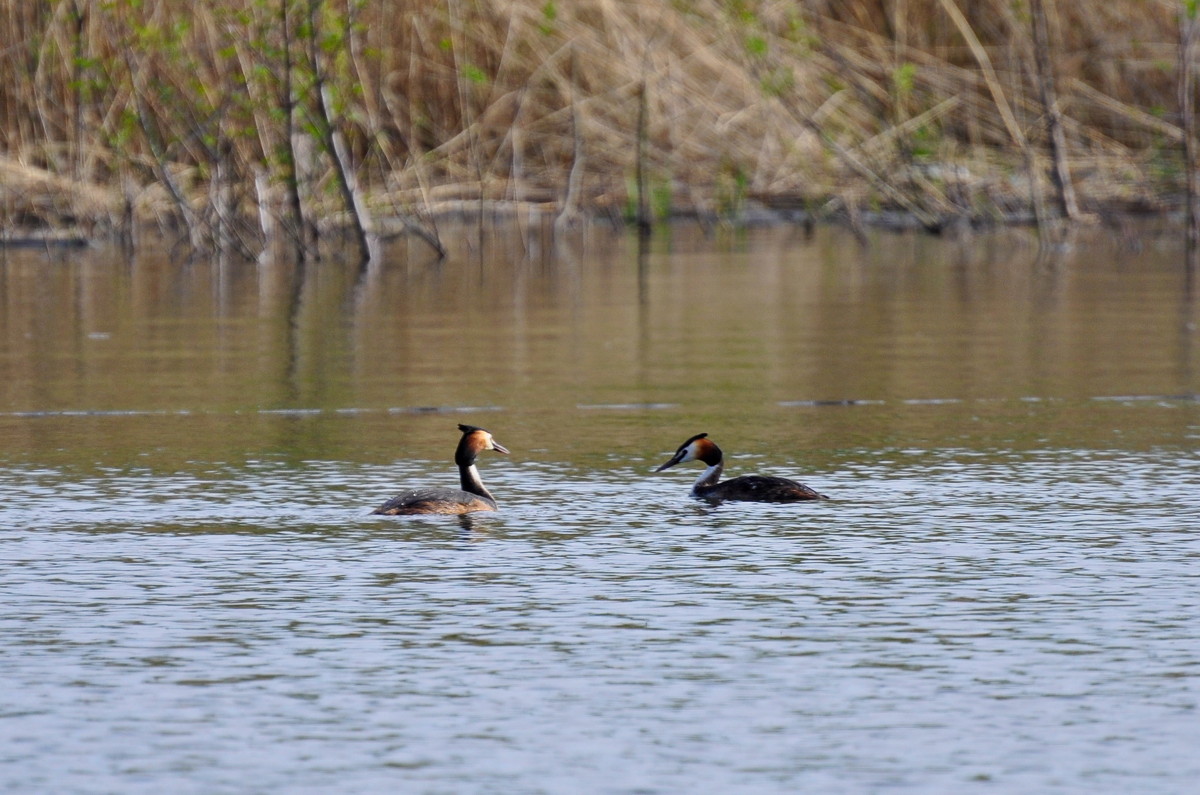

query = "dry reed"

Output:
[[0, 0, 1195, 254]]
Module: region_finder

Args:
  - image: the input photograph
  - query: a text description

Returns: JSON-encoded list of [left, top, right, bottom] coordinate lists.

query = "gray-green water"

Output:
[[2, 224, 1198, 793]]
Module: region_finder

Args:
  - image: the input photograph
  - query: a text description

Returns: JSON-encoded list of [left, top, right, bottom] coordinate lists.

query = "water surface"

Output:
[[1, 223, 1198, 793]]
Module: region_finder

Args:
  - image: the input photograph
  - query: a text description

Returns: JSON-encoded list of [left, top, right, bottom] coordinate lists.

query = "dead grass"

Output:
[[0, 0, 1194, 248]]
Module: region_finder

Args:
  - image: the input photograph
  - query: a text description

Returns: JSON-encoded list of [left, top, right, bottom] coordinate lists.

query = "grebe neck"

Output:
[[460, 462, 496, 503], [692, 460, 723, 492]]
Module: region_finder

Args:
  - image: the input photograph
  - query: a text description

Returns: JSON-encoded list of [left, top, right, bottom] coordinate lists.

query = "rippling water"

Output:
[[2, 224, 1199, 792]]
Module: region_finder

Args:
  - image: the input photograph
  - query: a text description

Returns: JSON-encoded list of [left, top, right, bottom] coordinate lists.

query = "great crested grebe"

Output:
[[655, 432, 827, 503], [372, 424, 510, 515]]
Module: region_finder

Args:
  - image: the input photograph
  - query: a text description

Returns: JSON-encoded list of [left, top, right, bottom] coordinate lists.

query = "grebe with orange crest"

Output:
[[655, 433, 827, 503], [373, 424, 510, 515]]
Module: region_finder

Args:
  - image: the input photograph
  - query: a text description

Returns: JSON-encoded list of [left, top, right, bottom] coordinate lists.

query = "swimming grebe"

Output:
[[655, 433, 827, 502], [372, 424, 510, 515]]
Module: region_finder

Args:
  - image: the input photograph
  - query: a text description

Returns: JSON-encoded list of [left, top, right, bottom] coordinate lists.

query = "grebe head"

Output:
[[655, 432, 721, 471], [455, 424, 510, 466]]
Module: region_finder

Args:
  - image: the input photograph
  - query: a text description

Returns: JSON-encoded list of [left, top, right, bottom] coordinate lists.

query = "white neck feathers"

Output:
[[692, 461, 723, 492]]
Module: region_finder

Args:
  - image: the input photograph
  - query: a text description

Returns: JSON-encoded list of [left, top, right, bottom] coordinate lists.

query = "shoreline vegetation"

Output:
[[1, 0, 1199, 259]]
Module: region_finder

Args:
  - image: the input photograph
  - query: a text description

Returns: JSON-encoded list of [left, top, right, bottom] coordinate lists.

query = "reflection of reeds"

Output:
[[0, 0, 1195, 251]]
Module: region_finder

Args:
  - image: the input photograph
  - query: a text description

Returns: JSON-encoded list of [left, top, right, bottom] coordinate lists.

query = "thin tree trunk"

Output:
[[634, 79, 650, 233], [254, 166, 274, 242], [1180, 2, 1199, 247], [556, 47, 584, 234], [279, 0, 313, 258], [1030, 0, 1080, 220], [937, 0, 1047, 232], [130, 87, 205, 250], [305, 2, 371, 264], [316, 82, 374, 263], [69, 0, 86, 183]]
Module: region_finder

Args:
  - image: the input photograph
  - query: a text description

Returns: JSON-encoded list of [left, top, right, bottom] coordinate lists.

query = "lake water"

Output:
[[1, 222, 1198, 793]]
